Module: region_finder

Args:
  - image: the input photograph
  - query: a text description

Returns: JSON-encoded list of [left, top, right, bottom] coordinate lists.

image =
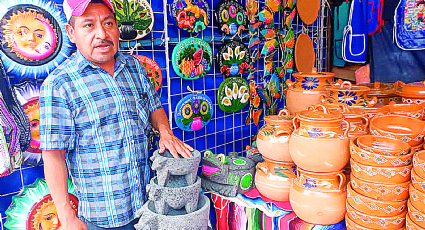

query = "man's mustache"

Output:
[[93, 40, 114, 47]]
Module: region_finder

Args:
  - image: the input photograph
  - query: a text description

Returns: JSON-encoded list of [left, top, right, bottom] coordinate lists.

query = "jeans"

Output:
[[81, 217, 139, 230]]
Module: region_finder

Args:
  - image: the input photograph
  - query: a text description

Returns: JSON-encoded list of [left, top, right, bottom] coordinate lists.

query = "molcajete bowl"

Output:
[[350, 173, 410, 201], [408, 198, 425, 228], [411, 167, 425, 193], [369, 115, 425, 146], [414, 150, 425, 178], [346, 200, 406, 229], [384, 102, 424, 120], [356, 135, 411, 156], [346, 182, 407, 217], [350, 158, 412, 183], [406, 211, 423, 230], [409, 183, 425, 213]]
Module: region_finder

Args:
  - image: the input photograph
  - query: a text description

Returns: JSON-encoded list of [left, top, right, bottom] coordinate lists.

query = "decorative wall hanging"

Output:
[[112, 0, 154, 40], [0, 97, 22, 172], [172, 38, 212, 80], [4, 178, 79, 230], [297, 0, 320, 25], [217, 40, 250, 77], [215, 0, 248, 36], [217, 76, 250, 113], [174, 88, 213, 131], [133, 55, 163, 91], [245, 0, 258, 23], [171, 0, 210, 33], [0, 0, 74, 80]]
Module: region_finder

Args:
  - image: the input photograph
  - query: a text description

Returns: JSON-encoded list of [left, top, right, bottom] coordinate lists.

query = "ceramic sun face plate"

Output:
[[112, 0, 154, 40], [217, 40, 250, 77], [0, 0, 74, 81], [215, 0, 247, 36], [174, 93, 213, 131], [133, 55, 162, 91], [171, 0, 210, 33], [217, 76, 250, 113], [172, 38, 212, 80], [294, 33, 315, 73]]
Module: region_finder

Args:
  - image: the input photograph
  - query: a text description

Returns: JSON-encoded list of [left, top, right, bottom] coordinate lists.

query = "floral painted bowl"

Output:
[[411, 167, 425, 193], [356, 135, 411, 156], [408, 198, 425, 228], [414, 150, 425, 178], [325, 81, 377, 107], [409, 183, 425, 213], [384, 101, 424, 120], [350, 159, 412, 183], [406, 211, 424, 230]]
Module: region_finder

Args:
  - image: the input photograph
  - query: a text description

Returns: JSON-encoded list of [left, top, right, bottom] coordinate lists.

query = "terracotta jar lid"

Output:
[[326, 81, 370, 93], [360, 82, 396, 97], [298, 104, 343, 121], [264, 109, 293, 124], [395, 81, 425, 98], [294, 33, 315, 73]]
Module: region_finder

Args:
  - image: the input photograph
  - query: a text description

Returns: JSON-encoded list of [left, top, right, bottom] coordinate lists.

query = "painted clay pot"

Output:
[[370, 115, 425, 146], [360, 81, 400, 106], [350, 159, 412, 183], [338, 104, 369, 134], [409, 183, 425, 213], [356, 135, 411, 156], [324, 81, 377, 107], [360, 106, 390, 120], [414, 150, 425, 178], [346, 182, 407, 217], [384, 101, 424, 120], [346, 200, 406, 229], [254, 158, 296, 201], [408, 198, 425, 228], [289, 168, 347, 225], [286, 89, 326, 114], [257, 109, 293, 162], [406, 211, 423, 230], [411, 167, 425, 193], [345, 213, 404, 230]]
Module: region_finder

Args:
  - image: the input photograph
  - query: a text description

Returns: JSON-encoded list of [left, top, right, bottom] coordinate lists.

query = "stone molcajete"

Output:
[[201, 150, 255, 197]]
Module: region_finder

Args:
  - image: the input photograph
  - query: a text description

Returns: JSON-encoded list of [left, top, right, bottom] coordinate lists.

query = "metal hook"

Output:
[[187, 86, 202, 94]]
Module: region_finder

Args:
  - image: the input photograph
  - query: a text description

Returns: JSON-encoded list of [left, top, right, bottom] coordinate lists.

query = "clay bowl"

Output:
[[409, 183, 425, 212], [370, 115, 425, 146], [346, 200, 406, 229], [350, 138, 413, 167], [357, 135, 411, 156], [346, 182, 407, 217], [360, 106, 390, 120], [408, 198, 425, 228], [384, 102, 424, 120], [350, 158, 412, 183], [350, 173, 410, 201], [345, 215, 377, 230], [406, 212, 423, 230], [414, 150, 425, 178], [411, 167, 425, 193], [411, 142, 424, 154]]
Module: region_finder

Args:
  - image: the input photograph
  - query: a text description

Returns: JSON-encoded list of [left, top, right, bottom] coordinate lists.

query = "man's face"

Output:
[[65, 3, 119, 66]]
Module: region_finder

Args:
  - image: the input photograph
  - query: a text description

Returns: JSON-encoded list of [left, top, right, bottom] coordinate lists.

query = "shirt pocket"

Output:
[[136, 94, 150, 131]]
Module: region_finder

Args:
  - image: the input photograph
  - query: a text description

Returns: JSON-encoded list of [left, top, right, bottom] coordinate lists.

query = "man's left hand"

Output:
[[159, 132, 194, 158]]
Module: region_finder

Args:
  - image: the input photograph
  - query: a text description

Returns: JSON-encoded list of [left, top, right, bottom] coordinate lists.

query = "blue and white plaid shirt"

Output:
[[39, 51, 162, 227]]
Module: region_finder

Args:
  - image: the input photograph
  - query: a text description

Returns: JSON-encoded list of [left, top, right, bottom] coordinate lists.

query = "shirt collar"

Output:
[[75, 50, 130, 73]]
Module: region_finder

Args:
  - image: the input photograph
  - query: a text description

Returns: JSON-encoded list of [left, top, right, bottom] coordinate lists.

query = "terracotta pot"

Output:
[[411, 142, 424, 154], [360, 81, 400, 106], [345, 214, 404, 230], [334, 104, 370, 134], [406, 211, 423, 230], [257, 109, 293, 162], [395, 81, 425, 116], [370, 115, 425, 146], [324, 81, 377, 107], [346, 200, 406, 229], [409, 183, 425, 213], [346, 182, 407, 217], [350, 159, 412, 183], [254, 158, 296, 201], [286, 72, 335, 91], [350, 173, 410, 201], [408, 198, 425, 228], [285, 89, 326, 114], [384, 101, 424, 120], [356, 135, 411, 156], [411, 167, 425, 193], [360, 106, 390, 120], [289, 169, 346, 225], [414, 150, 425, 178]]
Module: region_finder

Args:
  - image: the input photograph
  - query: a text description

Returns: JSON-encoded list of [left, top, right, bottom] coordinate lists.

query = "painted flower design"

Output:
[[338, 91, 358, 106], [303, 178, 317, 188], [194, 21, 206, 33], [192, 99, 201, 114], [308, 128, 323, 137], [176, 0, 185, 9], [301, 77, 319, 90]]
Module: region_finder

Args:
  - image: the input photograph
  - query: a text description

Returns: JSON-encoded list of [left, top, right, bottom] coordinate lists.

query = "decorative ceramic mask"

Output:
[[215, 0, 247, 36], [217, 40, 250, 77], [217, 76, 250, 113], [171, 0, 210, 33], [133, 55, 162, 91], [172, 38, 212, 80], [112, 0, 154, 40], [174, 92, 213, 131], [0, 0, 74, 80]]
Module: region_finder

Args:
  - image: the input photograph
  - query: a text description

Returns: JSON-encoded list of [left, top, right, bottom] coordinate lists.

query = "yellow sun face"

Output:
[[32, 199, 59, 230], [24, 99, 40, 148]]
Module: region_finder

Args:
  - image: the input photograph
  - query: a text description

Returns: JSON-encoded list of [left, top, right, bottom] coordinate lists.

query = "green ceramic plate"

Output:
[[217, 76, 250, 112]]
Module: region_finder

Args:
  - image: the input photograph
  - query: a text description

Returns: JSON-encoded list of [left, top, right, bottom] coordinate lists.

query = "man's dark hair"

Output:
[[68, 0, 115, 27], [417, 1, 425, 6]]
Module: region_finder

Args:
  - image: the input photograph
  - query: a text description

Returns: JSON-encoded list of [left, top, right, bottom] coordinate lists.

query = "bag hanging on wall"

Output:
[[394, 0, 425, 50], [342, 0, 368, 63]]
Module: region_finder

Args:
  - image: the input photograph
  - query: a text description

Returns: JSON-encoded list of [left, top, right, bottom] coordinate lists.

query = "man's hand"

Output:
[[159, 131, 194, 158], [58, 206, 88, 230]]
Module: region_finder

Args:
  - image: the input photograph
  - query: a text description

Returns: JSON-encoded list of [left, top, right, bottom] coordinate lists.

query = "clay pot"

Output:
[[411, 167, 425, 193], [335, 104, 369, 134], [395, 81, 425, 116], [370, 115, 425, 146], [346, 182, 407, 217], [356, 135, 411, 156], [350, 173, 410, 201], [346, 200, 406, 229], [360, 106, 390, 120], [350, 159, 412, 183], [411, 142, 424, 154], [324, 81, 377, 107], [408, 198, 425, 228], [257, 109, 293, 162], [384, 101, 424, 120], [409, 183, 425, 212], [286, 89, 325, 115], [289, 169, 346, 225], [345, 214, 404, 230], [254, 158, 296, 201], [360, 81, 400, 106], [406, 211, 423, 230], [414, 150, 425, 178]]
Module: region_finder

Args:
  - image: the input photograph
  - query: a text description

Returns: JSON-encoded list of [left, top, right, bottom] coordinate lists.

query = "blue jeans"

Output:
[[81, 217, 139, 230]]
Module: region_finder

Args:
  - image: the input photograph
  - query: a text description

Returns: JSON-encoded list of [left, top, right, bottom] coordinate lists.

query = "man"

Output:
[[39, 0, 193, 229]]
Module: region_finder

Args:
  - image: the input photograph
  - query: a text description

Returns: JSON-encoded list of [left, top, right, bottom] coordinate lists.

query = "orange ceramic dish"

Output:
[[414, 150, 425, 178], [357, 135, 411, 156], [411, 167, 425, 193], [370, 115, 425, 146], [409, 183, 425, 212], [407, 198, 425, 228], [384, 102, 424, 120], [360, 106, 390, 120], [406, 212, 423, 230], [346, 182, 407, 217], [350, 159, 412, 183]]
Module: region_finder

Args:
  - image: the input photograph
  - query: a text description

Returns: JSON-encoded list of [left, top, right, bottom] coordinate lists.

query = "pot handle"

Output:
[[256, 162, 268, 174], [342, 119, 350, 137], [308, 104, 329, 114], [337, 172, 347, 191], [365, 96, 378, 107], [278, 109, 291, 118], [338, 104, 351, 113], [292, 116, 300, 130], [361, 116, 369, 130], [373, 81, 381, 89], [275, 129, 292, 137], [286, 79, 294, 87], [340, 81, 352, 89], [394, 80, 405, 88]]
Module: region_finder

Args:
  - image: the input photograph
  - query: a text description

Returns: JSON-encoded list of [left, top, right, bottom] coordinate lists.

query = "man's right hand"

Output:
[[59, 216, 88, 230]]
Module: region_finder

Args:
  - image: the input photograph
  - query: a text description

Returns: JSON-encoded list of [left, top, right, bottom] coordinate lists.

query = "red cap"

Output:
[[63, 0, 115, 21]]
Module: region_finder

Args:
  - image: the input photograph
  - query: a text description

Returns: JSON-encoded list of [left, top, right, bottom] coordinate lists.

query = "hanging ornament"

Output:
[[133, 55, 162, 91], [171, 0, 210, 33], [172, 38, 212, 80], [297, 0, 320, 25], [174, 87, 213, 131], [112, 0, 154, 40], [245, 0, 257, 23], [217, 40, 250, 77], [217, 76, 250, 113], [266, 0, 281, 12], [0, 0, 75, 81], [215, 0, 247, 36]]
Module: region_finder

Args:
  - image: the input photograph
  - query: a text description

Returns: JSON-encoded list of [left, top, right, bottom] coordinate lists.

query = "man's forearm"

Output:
[[150, 108, 173, 135]]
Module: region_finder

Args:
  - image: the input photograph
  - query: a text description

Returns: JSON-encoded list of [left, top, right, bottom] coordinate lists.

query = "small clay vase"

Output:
[[324, 81, 377, 107]]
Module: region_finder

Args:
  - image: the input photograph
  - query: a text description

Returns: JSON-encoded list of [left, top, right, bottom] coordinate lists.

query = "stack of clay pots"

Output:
[[288, 104, 349, 225], [135, 149, 210, 230], [346, 135, 413, 229], [255, 109, 297, 202], [406, 150, 425, 229]]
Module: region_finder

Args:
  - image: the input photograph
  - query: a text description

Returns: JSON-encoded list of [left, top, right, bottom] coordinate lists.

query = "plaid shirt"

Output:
[[39, 51, 162, 227]]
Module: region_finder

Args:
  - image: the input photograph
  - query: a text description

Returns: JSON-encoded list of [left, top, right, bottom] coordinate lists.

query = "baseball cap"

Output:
[[63, 0, 115, 21]]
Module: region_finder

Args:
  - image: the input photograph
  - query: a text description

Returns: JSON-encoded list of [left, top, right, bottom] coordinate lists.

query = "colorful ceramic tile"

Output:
[[171, 0, 210, 33], [172, 38, 212, 80], [0, 0, 74, 80], [217, 76, 250, 113], [217, 40, 250, 77], [133, 55, 162, 91], [215, 0, 247, 36], [112, 0, 154, 40], [174, 93, 213, 131]]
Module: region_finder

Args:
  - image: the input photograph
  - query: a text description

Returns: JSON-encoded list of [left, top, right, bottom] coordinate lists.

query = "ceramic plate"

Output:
[[172, 38, 212, 80], [174, 93, 213, 131], [217, 40, 249, 77], [0, 0, 74, 81], [294, 33, 315, 73], [215, 0, 247, 36], [133, 55, 162, 91], [297, 0, 320, 25], [171, 0, 210, 33], [217, 76, 249, 113]]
